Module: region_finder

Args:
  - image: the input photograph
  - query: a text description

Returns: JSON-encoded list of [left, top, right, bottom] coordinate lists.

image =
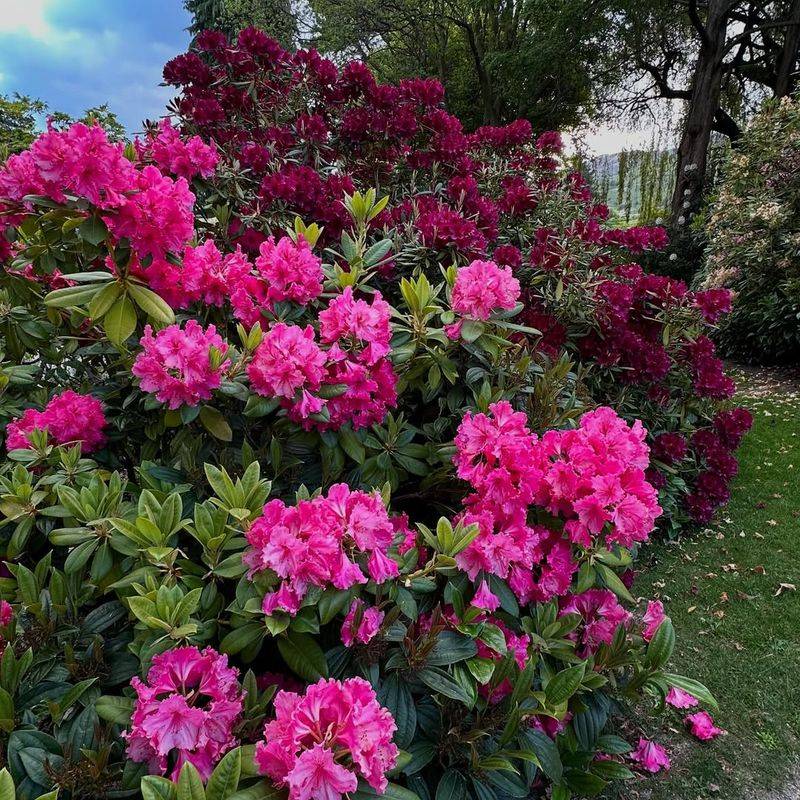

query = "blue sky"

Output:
[[0, 0, 192, 135]]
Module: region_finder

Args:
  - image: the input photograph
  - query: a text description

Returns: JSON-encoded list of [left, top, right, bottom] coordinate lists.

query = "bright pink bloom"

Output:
[[0, 600, 12, 626], [560, 589, 631, 657], [231, 236, 323, 325], [472, 581, 500, 612], [686, 711, 724, 740], [642, 600, 666, 641], [287, 743, 358, 800], [450, 259, 520, 320], [0, 122, 135, 207], [630, 738, 670, 773], [6, 390, 107, 453], [247, 323, 326, 399], [666, 688, 698, 709], [319, 287, 392, 365], [254, 677, 398, 800], [245, 485, 398, 618], [255, 236, 323, 305], [341, 599, 384, 647], [105, 166, 195, 260], [145, 118, 219, 180], [124, 646, 243, 780], [145, 240, 251, 308], [132, 321, 228, 409]]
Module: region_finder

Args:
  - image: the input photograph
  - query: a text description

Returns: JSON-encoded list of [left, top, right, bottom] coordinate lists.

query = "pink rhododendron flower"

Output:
[[666, 688, 698, 709], [124, 646, 243, 780], [6, 390, 107, 453], [0, 122, 135, 207], [132, 321, 228, 409], [560, 589, 632, 657], [452, 402, 659, 606], [630, 738, 670, 773], [686, 711, 724, 740], [247, 323, 327, 399], [254, 677, 398, 800], [255, 236, 323, 305], [230, 236, 323, 326], [471, 581, 500, 611], [144, 240, 251, 308], [145, 118, 219, 180], [105, 165, 195, 260], [0, 600, 12, 626], [319, 287, 392, 365], [450, 259, 520, 321], [642, 600, 666, 641], [245, 484, 399, 617], [341, 599, 384, 647]]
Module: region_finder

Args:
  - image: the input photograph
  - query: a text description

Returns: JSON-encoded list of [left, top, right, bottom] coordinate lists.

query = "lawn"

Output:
[[613, 367, 800, 799]]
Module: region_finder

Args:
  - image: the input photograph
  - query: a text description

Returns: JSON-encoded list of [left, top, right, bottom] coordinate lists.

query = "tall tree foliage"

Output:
[[185, 0, 299, 46], [299, 0, 622, 130]]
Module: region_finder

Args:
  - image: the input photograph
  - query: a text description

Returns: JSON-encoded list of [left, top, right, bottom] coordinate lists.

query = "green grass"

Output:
[[624, 371, 800, 799]]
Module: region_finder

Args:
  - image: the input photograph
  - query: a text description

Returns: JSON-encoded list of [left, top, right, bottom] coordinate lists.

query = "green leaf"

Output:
[[44, 284, 100, 308], [141, 776, 178, 800], [417, 667, 470, 703], [338, 426, 365, 463], [0, 769, 15, 800], [545, 663, 586, 706], [645, 618, 675, 668], [206, 748, 242, 800], [277, 632, 328, 681], [220, 624, 264, 656], [377, 674, 416, 749], [104, 295, 137, 346], [78, 216, 108, 245], [459, 320, 484, 343], [88, 282, 122, 320], [427, 631, 478, 666], [128, 283, 175, 324], [436, 770, 466, 800], [521, 729, 562, 782], [199, 406, 233, 441], [595, 563, 635, 603], [178, 762, 206, 800], [95, 695, 134, 725]]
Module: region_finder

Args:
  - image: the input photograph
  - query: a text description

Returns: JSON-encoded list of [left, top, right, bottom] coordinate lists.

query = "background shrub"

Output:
[[699, 94, 800, 364]]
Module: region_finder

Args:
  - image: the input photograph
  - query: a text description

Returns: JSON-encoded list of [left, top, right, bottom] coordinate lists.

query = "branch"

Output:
[[713, 106, 742, 139], [687, 0, 710, 47], [636, 58, 691, 100]]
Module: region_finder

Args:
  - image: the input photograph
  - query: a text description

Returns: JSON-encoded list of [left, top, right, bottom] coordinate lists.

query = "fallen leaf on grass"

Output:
[[753, 565, 766, 574], [774, 583, 796, 596]]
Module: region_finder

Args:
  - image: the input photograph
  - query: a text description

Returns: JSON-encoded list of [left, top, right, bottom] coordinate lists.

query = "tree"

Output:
[[184, 0, 299, 46], [0, 94, 47, 159], [612, 0, 800, 223], [309, 0, 623, 130], [49, 104, 126, 141]]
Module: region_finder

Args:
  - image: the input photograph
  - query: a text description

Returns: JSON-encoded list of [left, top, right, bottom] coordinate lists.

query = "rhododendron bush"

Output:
[[698, 94, 800, 364], [0, 27, 738, 800]]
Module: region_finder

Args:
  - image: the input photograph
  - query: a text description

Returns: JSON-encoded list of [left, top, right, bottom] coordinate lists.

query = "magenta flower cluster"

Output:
[[254, 677, 398, 800], [132, 320, 228, 410], [453, 402, 661, 604], [243, 483, 402, 617], [6, 389, 107, 453], [124, 646, 243, 780]]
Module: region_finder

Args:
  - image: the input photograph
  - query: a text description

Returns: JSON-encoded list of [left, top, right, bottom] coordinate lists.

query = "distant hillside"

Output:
[[587, 149, 676, 223]]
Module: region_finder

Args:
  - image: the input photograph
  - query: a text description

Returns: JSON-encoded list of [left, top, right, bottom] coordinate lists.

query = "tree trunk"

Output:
[[775, 0, 800, 97], [669, 0, 731, 224]]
